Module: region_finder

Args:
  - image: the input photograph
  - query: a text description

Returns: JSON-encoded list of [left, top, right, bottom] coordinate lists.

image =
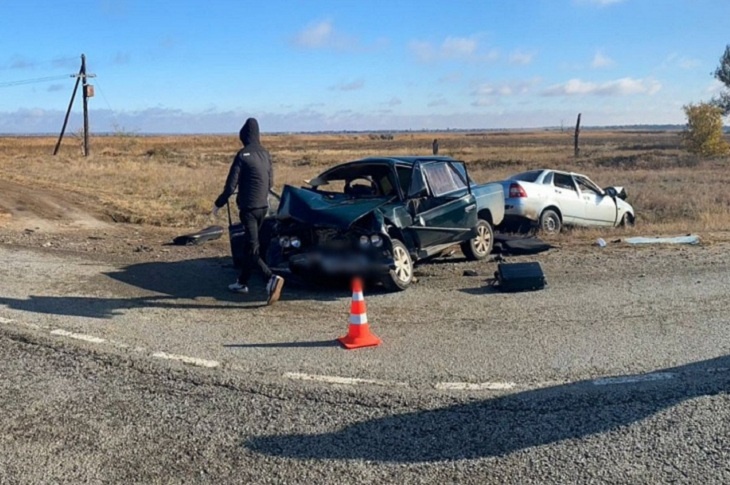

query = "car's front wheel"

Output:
[[382, 239, 413, 291], [539, 209, 562, 234], [621, 212, 635, 227], [461, 219, 493, 260]]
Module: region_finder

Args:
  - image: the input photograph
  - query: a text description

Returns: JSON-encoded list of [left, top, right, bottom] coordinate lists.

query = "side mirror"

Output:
[[604, 186, 627, 200]]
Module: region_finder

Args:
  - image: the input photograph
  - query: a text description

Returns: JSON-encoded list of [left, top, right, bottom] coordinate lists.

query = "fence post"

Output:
[[574, 113, 582, 158]]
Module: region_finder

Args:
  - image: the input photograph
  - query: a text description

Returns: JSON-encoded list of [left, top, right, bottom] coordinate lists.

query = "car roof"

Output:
[[351, 156, 459, 166], [523, 169, 586, 178]]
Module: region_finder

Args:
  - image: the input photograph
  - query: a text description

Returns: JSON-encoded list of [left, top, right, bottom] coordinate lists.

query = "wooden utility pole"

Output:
[[53, 54, 95, 156], [81, 54, 90, 156], [53, 66, 81, 156], [574, 113, 582, 158]]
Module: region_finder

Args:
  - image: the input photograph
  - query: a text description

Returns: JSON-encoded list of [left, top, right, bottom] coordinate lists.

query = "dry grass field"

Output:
[[1, 130, 728, 237]]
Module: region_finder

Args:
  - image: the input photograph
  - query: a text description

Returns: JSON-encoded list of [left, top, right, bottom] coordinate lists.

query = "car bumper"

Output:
[[504, 198, 541, 222], [287, 250, 394, 278]]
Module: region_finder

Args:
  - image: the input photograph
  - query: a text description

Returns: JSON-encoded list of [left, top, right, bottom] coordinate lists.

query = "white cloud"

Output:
[[678, 57, 701, 70], [591, 51, 615, 68], [113, 52, 131, 65], [293, 19, 334, 48], [409, 35, 498, 63], [385, 97, 402, 107], [438, 72, 463, 84], [471, 79, 539, 106], [10, 58, 35, 69], [291, 19, 385, 52], [574, 0, 626, 6], [509, 50, 535, 65], [0, 104, 687, 134], [427, 98, 448, 107], [663, 54, 702, 70], [542, 77, 661, 96], [329, 79, 364, 91], [706, 80, 725, 95], [442, 37, 478, 58]]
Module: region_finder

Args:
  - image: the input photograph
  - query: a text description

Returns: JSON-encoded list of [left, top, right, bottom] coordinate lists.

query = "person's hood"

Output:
[[277, 185, 389, 230], [239, 118, 260, 146]]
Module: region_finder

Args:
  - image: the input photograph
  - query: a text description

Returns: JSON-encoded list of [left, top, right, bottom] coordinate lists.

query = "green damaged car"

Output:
[[268, 156, 504, 291]]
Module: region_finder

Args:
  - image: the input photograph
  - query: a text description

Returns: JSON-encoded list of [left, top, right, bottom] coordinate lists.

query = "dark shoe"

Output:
[[266, 275, 285, 305]]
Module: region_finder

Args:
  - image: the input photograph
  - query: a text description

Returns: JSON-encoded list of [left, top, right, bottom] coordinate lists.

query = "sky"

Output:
[[1, 0, 729, 133]]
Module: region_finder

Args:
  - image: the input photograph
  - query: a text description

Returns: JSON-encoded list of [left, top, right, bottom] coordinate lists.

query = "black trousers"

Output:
[[237, 208, 273, 285]]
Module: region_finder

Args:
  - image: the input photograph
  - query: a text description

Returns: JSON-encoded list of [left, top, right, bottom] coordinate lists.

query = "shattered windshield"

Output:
[[310, 163, 398, 198]]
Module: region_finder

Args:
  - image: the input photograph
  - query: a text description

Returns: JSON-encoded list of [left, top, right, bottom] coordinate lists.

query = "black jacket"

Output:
[[215, 118, 273, 211]]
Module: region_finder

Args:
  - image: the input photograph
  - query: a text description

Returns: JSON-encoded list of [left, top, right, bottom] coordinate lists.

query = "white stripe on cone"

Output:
[[349, 313, 368, 325], [352, 292, 364, 301]]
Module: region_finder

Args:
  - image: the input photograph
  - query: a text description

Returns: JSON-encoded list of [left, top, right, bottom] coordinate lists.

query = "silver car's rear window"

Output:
[[510, 170, 542, 183]]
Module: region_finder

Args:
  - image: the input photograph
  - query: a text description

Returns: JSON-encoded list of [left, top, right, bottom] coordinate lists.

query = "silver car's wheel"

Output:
[[539, 209, 562, 234], [461, 219, 493, 261], [383, 239, 413, 291]]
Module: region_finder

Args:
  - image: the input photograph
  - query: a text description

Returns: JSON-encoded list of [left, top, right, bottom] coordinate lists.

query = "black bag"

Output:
[[495, 262, 546, 292]]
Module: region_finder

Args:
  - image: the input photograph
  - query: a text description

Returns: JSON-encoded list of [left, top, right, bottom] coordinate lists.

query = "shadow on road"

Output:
[[107, 257, 344, 303], [246, 355, 730, 463], [224, 340, 341, 349], [0, 257, 345, 319]]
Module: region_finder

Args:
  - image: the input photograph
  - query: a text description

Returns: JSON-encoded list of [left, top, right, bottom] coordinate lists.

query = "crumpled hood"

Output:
[[277, 185, 389, 230]]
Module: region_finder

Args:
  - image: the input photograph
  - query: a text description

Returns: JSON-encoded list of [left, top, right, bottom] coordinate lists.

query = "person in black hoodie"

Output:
[[213, 118, 284, 305]]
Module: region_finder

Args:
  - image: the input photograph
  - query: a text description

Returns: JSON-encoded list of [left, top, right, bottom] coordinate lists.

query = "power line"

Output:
[[93, 78, 115, 112], [0, 56, 78, 72], [0, 74, 73, 88]]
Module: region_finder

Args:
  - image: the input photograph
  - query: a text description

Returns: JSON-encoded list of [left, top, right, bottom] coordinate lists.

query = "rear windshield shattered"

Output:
[[509, 170, 542, 183]]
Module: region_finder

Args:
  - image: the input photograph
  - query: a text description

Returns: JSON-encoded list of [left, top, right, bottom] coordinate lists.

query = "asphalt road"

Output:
[[1, 236, 730, 483]]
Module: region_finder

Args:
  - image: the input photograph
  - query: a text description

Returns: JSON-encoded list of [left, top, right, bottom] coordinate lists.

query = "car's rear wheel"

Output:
[[382, 239, 413, 291], [461, 219, 493, 261], [539, 209, 562, 234]]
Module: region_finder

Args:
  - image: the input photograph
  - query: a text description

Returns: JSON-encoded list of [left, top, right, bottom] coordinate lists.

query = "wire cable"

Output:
[[0, 56, 78, 71], [92, 78, 125, 131], [0, 74, 73, 88], [92, 78, 115, 113]]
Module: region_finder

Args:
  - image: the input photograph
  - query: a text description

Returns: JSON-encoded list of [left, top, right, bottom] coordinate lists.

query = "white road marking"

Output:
[[6, 322, 723, 390], [151, 351, 220, 368], [283, 372, 406, 387], [50, 329, 106, 344], [435, 381, 516, 391], [592, 372, 675, 386]]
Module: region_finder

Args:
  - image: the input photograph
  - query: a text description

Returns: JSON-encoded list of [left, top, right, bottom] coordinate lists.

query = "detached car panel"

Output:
[[268, 156, 505, 291]]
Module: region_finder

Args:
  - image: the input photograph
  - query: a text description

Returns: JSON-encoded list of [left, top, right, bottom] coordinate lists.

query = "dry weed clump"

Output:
[[0, 130, 728, 232]]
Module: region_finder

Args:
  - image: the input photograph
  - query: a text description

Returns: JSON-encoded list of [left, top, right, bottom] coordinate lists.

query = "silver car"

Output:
[[499, 169, 635, 234]]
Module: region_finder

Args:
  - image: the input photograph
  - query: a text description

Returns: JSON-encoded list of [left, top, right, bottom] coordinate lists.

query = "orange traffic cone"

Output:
[[338, 278, 382, 349]]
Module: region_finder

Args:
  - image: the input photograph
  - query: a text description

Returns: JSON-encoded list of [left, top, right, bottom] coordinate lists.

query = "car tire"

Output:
[[539, 209, 562, 234], [621, 212, 635, 227], [461, 219, 494, 261], [382, 239, 413, 291]]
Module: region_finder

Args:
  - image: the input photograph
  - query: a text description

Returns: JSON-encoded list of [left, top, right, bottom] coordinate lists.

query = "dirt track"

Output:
[[0, 179, 111, 233]]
